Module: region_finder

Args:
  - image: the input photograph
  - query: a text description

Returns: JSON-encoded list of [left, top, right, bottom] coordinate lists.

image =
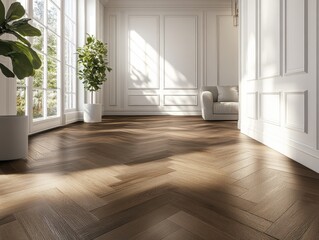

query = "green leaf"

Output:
[[10, 20, 41, 36], [0, 40, 42, 78], [6, 41, 41, 69], [0, 40, 12, 54], [26, 46, 42, 69], [10, 52, 34, 79], [10, 18, 30, 27], [11, 42, 42, 69], [0, 0, 5, 25], [6, 30, 31, 46], [0, 63, 15, 78], [6, 2, 25, 22], [77, 34, 112, 91]]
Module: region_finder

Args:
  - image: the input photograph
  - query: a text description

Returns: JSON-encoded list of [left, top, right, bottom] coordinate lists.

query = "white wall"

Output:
[[103, 0, 238, 115], [240, 0, 319, 173]]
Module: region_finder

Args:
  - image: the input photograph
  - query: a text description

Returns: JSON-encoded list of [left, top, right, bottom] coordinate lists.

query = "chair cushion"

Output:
[[201, 86, 218, 102], [217, 86, 238, 102], [213, 102, 238, 114]]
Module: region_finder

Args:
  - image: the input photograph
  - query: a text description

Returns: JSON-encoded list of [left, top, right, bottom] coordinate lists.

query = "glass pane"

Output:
[[48, 30, 59, 59], [64, 40, 69, 65], [65, 17, 75, 42], [47, 1, 60, 33], [47, 58, 58, 89], [64, 66, 70, 92], [71, 67, 76, 92], [17, 78, 26, 86], [64, 42, 76, 67], [72, 93, 76, 109], [52, 0, 61, 7], [65, 0, 75, 19], [65, 93, 70, 110], [47, 90, 57, 117], [33, 0, 44, 23], [17, 87, 26, 116], [33, 55, 44, 88], [33, 89, 43, 119], [71, 43, 77, 67], [32, 22, 44, 52]]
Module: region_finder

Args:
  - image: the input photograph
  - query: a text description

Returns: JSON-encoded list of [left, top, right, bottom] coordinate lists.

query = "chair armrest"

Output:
[[201, 91, 214, 120]]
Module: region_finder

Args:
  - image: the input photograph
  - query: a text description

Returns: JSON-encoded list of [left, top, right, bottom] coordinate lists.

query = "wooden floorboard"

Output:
[[0, 116, 319, 240]]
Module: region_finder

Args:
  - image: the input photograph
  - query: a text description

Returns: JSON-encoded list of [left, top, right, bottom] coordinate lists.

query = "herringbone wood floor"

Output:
[[0, 116, 319, 240]]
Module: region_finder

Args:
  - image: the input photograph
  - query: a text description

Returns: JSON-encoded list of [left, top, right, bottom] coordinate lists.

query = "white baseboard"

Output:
[[242, 128, 319, 173], [65, 111, 83, 124], [102, 111, 202, 116]]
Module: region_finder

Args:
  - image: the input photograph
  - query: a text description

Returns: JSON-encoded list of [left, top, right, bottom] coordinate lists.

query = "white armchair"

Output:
[[201, 86, 239, 120]]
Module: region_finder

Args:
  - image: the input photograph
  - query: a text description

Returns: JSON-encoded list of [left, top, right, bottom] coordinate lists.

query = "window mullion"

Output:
[[60, 0, 65, 121]]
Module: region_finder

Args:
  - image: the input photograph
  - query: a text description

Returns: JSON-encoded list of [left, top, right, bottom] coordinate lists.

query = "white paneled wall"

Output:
[[240, 0, 319, 172], [103, 0, 238, 115]]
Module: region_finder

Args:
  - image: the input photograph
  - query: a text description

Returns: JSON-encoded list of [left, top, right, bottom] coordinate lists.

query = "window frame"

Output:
[[15, 0, 78, 131]]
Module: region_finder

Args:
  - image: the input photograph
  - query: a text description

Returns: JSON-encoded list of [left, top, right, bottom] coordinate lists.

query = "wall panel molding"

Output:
[[258, 0, 282, 79], [164, 95, 198, 106], [217, 15, 238, 85], [260, 92, 281, 125], [163, 15, 198, 90], [241, 0, 258, 81], [128, 15, 160, 90], [128, 95, 160, 106], [246, 92, 258, 120], [284, 0, 308, 75], [109, 15, 118, 106], [284, 91, 308, 133]]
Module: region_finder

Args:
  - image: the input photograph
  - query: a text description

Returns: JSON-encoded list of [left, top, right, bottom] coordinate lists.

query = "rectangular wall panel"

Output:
[[259, 0, 281, 79], [218, 16, 238, 85], [164, 16, 197, 89], [205, 12, 218, 86], [285, 0, 306, 74], [109, 15, 117, 106], [242, 0, 257, 81], [260, 93, 281, 125], [164, 95, 198, 106], [246, 92, 258, 119], [128, 16, 160, 89], [128, 95, 160, 106], [285, 91, 307, 132]]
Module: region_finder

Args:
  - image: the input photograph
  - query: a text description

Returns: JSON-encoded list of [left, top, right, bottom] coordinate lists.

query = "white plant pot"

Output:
[[0, 115, 28, 161], [84, 103, 102, 123]]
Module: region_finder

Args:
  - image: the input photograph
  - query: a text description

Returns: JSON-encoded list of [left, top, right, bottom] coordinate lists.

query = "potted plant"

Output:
[[0, 0, 41, 160], [77, 34, 112, 123]]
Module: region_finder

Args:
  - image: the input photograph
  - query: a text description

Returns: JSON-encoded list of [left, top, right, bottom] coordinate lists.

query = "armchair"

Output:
[[201, 86, 239, 120]]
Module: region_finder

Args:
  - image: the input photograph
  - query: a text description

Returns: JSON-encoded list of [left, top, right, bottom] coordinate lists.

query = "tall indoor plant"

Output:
[[0, 0, 41, 160], [0, 1, 41, 78], [77, 34, 112, 123]]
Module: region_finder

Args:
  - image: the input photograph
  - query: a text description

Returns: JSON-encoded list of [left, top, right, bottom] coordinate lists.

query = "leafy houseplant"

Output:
[[0, 0, 42, 79], [77, 35, 112, 122], [0, 1, 41, 161]]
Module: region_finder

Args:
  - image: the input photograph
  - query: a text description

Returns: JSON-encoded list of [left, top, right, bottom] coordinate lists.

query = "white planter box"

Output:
[[0, 115, 28, 161], [84, 104, 102, 123]]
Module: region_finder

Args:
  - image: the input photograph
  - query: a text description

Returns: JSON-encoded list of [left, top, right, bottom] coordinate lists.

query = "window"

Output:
[[16, 0, 28, 116], [32, 0, 61, 120], [64, 0, 77, 111], [15, 0, 77, 128]]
